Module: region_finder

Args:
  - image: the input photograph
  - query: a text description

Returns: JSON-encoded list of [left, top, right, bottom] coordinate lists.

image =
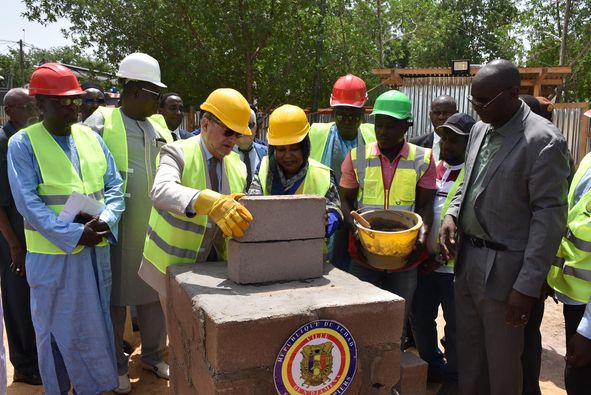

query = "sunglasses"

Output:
[[210, 117, 241, 138], [141, 87, 162, 102], [467, 89, 507, 109], [47, 97, 83, 106], [335, 113, 362, 122]]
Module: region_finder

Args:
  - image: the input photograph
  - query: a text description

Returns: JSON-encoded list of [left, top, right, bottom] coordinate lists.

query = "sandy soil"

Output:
[[5, 299, 567, 394]]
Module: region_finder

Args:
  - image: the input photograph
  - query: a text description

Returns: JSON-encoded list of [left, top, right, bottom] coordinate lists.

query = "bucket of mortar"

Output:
[[353, 209, 423, 270]]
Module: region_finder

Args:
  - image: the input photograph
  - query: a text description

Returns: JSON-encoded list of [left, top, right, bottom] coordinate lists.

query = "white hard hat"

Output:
[[116, 53, 167, 88]]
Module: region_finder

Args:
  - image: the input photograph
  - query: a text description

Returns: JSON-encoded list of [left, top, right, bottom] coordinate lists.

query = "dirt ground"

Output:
[[5, 299, 567, 394]]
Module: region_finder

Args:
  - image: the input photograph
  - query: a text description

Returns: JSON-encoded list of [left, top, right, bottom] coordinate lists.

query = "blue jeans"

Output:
[[349, 261, 417, 342], [410, 270, 457, 382]]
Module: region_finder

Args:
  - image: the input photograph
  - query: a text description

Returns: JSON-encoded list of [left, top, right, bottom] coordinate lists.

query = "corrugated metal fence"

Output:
[[2, 82, 589, 163]]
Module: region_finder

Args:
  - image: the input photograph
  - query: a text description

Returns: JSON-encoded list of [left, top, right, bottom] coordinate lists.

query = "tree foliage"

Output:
[[523, 0, 591, 101], [0, 45, 110, 88], [20, 0, 590, 106]]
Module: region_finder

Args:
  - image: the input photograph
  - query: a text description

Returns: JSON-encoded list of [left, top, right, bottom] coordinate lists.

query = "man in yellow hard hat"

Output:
[[309, 74, 376, 271], [85, 52, 173, 392], [139, 88, 253, 303]]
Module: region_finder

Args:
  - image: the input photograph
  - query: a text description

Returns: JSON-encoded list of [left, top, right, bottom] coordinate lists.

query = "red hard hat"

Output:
[[330, 74, 368, 108], [28, 63, 84, 97]]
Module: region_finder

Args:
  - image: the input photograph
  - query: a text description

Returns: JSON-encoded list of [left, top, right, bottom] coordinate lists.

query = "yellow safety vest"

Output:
[[438, 167, 464, 268], [142, 136, 247, 274], [20, 122, 108, 254], [257, 156, 332, 197], [95, 107, 173, 193], [309, 122, 376, 164], [350, 142, 431, 211], [548, 152, 591, 303]]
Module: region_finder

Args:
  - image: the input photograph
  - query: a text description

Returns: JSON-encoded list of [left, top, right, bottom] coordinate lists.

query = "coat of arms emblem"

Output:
[[299, 341, 334, 386]]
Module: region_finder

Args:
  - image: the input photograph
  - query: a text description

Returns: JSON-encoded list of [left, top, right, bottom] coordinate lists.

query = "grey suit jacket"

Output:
[[447, 103, 570, 301]]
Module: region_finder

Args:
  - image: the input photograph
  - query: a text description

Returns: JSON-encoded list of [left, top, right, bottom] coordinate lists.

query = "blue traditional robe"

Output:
[[7, 127, 124, 395]]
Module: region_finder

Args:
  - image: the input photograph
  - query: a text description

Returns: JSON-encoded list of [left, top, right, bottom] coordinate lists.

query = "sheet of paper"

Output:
[[58, 191, 105, 223]]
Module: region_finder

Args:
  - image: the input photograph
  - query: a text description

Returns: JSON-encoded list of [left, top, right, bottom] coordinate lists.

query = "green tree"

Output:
[[0, 45, 110, 88], [523, 0, 591, 101]]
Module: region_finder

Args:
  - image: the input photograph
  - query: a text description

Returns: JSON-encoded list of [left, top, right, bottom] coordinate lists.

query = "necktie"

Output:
[[241, 149, 252, 187], [209, 157, 219, 192]]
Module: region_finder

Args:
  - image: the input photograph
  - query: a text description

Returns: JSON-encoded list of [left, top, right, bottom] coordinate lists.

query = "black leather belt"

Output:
[[465, 235, 507, 251]]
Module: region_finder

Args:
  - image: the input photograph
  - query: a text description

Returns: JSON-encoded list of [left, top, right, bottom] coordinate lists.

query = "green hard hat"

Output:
[[371, 90, 413, 120]]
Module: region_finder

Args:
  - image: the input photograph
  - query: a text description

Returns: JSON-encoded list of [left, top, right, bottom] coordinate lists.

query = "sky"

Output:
[[0, 1, 73, 55]]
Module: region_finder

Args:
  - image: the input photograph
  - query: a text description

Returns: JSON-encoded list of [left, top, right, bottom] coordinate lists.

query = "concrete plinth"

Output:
[[167, 262, 405, 394]]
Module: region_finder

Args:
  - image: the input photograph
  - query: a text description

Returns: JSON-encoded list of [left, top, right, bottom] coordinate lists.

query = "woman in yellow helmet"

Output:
[[248, 104, 343, 238]]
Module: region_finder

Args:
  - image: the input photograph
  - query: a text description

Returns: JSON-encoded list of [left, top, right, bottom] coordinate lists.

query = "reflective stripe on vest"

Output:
[[308, 122, 376, 164], [438, 166, 465, 268], [96, 107, 173, 193], [142, 136, 246, 274], [350, 142, 431, 212], [258, 156, 332, 197], [23, 122, 107, 254], [548, 152, 591, 302]]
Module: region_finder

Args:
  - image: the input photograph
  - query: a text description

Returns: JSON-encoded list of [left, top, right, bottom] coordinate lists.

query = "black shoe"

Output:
[[13, 370, 43, 385]]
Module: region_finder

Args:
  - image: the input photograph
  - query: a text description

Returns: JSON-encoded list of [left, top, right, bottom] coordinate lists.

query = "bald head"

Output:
[[473, 59, 520, 90], [470, 59, 521, 126], [4, 88, 37, 130], [430, 95, 458, 128], [3, 88, 29, 106]]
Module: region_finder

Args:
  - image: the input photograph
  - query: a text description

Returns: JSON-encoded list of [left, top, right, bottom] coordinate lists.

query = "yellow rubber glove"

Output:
[[194, 190, 253, 237]]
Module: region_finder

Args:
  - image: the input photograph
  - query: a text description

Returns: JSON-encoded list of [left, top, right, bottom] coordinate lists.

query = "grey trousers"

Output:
[[455, 243, 524, 395], [110, 302, 167, 375]]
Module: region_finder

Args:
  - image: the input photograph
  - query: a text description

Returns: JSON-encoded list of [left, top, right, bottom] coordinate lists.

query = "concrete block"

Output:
[[237, 195, 325, 242], [397, 351, 428, 395], [227, 238, 324, 284], [315, 299, 404, 347], [370, 346, 402, 390], [205, 311, 314, 374]]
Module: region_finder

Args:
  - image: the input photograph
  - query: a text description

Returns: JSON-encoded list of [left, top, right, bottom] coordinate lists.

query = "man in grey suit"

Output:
[[440, 59, 570, 394]]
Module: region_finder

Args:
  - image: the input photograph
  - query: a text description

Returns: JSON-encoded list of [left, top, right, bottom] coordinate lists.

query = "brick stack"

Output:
[[228, 195, 326, 284], [166, 262, 406, 394]]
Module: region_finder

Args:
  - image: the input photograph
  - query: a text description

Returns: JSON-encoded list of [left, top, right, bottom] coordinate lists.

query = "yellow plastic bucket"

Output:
[[354, 209, 423, 270]]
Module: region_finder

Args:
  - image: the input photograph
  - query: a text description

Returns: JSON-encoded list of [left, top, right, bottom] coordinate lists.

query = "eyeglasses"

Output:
[[46, 97, 83, 106], [335, 114, 362, 122], [83, 98, 105, 105], [141, 87, 162, 102], [210, 117, 241, 138], [468, 89, 506, 109]]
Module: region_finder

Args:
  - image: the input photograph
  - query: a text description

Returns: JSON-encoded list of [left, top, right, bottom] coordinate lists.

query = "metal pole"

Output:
[[19, 39, 25, 87]]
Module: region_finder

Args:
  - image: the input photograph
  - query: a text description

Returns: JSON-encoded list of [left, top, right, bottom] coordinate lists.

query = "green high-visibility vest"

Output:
[[439, 167, 465, 268], [309, 122, 376, 164], [548, 152, 591, 303], [142, 136, 246, 274], [258, 156, 332, 197], [350, 142, 431, 211], [95, 107, 173, 193], [19, 122, 108, 254]]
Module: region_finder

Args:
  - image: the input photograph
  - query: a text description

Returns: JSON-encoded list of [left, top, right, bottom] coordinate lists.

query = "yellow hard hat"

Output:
[[267, 104, 310, 146], [200, 88, 251, 135]]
